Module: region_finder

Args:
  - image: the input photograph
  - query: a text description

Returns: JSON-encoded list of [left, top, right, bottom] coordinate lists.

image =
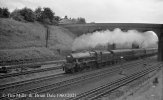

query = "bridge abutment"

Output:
[[158, 32, 163, 61]]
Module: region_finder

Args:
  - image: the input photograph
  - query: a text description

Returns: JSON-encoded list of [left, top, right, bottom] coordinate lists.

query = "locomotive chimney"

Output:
[[107, 43, 116, 50]]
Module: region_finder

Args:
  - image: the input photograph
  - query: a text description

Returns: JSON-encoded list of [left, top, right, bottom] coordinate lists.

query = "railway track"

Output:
[[0, 57, 65, 66], [0, 58, 158, 100], [67, 63, 161, 100], [0, 65, 62, 79], [5, 59, 65, 69], [0, 57, 152, 90], [0, 57, 150, 93]]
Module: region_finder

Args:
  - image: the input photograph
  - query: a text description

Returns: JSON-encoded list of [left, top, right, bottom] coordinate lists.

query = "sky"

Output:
[[1, 0, 163, 23]]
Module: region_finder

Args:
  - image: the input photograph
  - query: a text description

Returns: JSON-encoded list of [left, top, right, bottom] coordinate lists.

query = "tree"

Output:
[[35, 7, 42, 21], [20, 7, 36, 22], [38, 7, 59, 25], [3, 8, 10, 18], [41, 7, 54, 22], [0, 8, 3, 17], [0, 8, 10, 18], [64, 15, 68, 19], [10, 7, 59, 25]]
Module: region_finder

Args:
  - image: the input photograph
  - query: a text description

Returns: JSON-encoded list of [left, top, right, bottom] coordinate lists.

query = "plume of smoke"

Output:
[[72, 28, 158, 50]]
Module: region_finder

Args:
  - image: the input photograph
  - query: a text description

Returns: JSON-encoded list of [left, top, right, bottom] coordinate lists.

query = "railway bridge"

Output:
[[61, 23, 163, 61]]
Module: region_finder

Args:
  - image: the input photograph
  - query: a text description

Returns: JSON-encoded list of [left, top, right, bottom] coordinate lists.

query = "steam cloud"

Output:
[[72, 28, 158, 50]]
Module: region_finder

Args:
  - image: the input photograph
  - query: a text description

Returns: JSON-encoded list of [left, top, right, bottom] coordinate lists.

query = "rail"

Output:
[[1, 59, 159, 100], [67, 63, 161, 100]]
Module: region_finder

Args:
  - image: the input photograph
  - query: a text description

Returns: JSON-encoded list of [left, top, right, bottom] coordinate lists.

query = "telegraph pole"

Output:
[[46, 26, 49, 48], [44, 24, 49, 48]]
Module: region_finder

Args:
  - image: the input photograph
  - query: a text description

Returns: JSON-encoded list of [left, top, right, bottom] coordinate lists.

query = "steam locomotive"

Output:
[[63, 48, 157, 73]]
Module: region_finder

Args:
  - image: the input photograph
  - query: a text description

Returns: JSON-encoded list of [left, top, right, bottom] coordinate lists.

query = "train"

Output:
[[62, 48, 158, 73]]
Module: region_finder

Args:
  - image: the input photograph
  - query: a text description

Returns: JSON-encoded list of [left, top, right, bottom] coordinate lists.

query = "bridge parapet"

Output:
[[60, 23, 163, 35]]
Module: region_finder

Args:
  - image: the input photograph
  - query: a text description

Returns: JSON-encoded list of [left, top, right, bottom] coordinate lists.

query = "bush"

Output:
[[42, 18, 51, 24], [51, 19, 59, 25], [11, 9, 25, 21], [54, 16, 61, 22], [77, 17, 86, 24]]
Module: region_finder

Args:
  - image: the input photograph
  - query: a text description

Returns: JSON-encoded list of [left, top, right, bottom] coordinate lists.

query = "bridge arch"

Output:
[[60, 23, 163, 61]]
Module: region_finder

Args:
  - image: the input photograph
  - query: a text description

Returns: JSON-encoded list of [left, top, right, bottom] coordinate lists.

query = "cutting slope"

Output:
[[0, 18, 75, 62]]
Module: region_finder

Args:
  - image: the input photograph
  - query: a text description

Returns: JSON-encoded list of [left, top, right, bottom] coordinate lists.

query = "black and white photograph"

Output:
[[0, 0, 163, 100]]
